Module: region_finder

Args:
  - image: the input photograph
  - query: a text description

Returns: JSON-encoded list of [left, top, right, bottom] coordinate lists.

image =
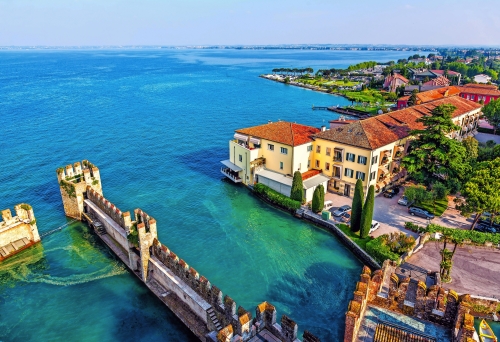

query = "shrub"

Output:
[[254, 183, 301, 211], [311, 186, 323, 213], [290, 171, 304, 203], [351, 179, 364, 232], [360, 185, 374, 238], [426, 223, 500, 245], [365, 237, 400, 263]]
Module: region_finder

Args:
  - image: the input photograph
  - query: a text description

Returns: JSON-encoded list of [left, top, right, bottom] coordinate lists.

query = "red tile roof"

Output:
[[423, 76, 450, 87], [236, 121, 320, 147], [301, 169, 321, 180], [431, 69, 461, 76], [416, 86, 461, 103], [459, 84, 500, 96], [314, 96, 481, 150]]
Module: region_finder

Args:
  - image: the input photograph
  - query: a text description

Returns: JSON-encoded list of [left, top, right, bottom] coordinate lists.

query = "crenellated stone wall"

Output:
[[344, 261, 493, 342], [0, 204, 40, 261], [57, 160, 102, 220], [59, 161, 321, 342]]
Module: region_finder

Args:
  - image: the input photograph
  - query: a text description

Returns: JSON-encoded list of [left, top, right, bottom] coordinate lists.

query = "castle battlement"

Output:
[[0, 203, 40, 261], [57, 161, 103, 220], [58, 161, 321, 342]]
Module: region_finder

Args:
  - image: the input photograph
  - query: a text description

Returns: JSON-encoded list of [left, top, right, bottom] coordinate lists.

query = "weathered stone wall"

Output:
[[0, 204, 40, 261], [57, 161, 102, 220], [303, 211, 381, 269]]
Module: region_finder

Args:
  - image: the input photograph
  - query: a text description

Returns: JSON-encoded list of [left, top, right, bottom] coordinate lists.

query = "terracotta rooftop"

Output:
[[236, 121, 320, 147], [314, 96, 481, 150], [431, 69, 461, 76], [423, 76, 450, 87], [459, 84, 500, 96], [301, 169, 321, 180], [416, 86, 461, 103]]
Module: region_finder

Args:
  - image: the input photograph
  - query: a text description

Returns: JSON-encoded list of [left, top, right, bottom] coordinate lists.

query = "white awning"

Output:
[[249, 137, 261, 145], [303, 174, 330, 189], [220, 160, 243, 172], [234, 133, 248, 141], [255, 169, 293, 186]]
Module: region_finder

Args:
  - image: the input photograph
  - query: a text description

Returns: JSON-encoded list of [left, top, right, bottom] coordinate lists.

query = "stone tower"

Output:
[[0, 203, 40, 261], [56, 160, 103, 220]]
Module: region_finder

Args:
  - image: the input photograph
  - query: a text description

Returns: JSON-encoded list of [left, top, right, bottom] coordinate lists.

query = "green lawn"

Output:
[[417, 198, 448, 216], [349, 105, 380, 114], [337, 223, 372, 250], [296, 78, 360, 88]]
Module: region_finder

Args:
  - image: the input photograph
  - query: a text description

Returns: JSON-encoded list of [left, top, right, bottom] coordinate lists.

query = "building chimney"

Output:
[[321, 126, 326, 132]]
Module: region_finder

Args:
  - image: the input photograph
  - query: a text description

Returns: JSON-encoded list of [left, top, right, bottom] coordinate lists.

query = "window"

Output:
[[333, 166, 342, 179], [356, 171, 365, 181], [325, 162, 330, 171], [334, 149, 343, 162], [372, 155, 378, 165], [307, 160, 310, 168], [358, 156, 367, 165], [315, 160, 320, 168], [344, 168, 354, 178], [326, 147, 331, 156], [280, 147, 288, 155], [268, 144, 274, 151], [238, 154, 242, 162], [280, 162, 284, 170], [369, 171, 376, 181], [307, 145, 313, 152], [316, 145, 321, 153], [346, 153, 355, 162]]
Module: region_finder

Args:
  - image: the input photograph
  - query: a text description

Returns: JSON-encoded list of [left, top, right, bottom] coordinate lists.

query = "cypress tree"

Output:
[[360, 185, 375, 238], [311, 186, 322, 213], [290, 171, 304, 203], [318, 184, 325, 208], [351, 179, 364, 232]]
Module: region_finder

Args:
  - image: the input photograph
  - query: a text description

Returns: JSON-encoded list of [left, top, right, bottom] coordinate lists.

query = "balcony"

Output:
[[221, 167, 242, 183]]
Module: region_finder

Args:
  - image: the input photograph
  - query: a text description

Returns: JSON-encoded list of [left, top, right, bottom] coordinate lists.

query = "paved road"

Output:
[[407, 242, 500, 298], [324, 189, 473, 239]]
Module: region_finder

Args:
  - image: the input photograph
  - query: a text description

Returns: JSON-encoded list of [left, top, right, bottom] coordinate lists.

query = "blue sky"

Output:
[[1, 0, 499, 46]]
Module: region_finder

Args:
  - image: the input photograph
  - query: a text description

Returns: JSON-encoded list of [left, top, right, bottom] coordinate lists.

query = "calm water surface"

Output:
[[5, 49, 489, 342]]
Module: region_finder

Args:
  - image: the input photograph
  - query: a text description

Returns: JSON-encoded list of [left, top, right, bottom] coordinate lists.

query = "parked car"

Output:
[[332, 205, 351, 217], [383, 187, 400, 198], [397, 196, 409, 206], [323, 200, 334, 210], [369, 220, 380, 234], [408, 206, 435, 219], [340, 212, 351, 223], [476, 223, 497, 233]]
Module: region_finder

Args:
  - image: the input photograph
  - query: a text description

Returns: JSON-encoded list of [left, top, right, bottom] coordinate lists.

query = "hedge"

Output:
[[404, 222, 500, 245], [253, 183, 301, 211], [365, 237, 400, 264]]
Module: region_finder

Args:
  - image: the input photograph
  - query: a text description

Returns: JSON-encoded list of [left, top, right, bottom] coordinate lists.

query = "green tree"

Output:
[[318, 184, 325, 209], [404, 185, 431, 205], [482, 98, 500, 135], [461, 137, 479, 161], [311, 186, 322, 213], [460, 158, 500, 229], [360, 185, 375, 238], [402, 104, 468, 184], [407, 89, 419, 107], [290, 171, 304, 203], [350, 179, 364, 232]]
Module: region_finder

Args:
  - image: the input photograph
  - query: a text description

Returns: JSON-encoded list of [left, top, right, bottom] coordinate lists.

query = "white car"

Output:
[[369, 220, 380, 234]]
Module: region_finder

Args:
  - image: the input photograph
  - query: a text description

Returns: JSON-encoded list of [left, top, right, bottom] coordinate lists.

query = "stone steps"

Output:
[[207, 307, 222, 331]]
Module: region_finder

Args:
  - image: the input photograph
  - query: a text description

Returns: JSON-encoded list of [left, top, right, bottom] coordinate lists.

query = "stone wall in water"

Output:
[[60, 161, 321, 342]]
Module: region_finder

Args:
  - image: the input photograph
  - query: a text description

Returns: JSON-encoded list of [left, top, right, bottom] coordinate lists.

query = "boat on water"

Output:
[[479, 319, 498, 342]]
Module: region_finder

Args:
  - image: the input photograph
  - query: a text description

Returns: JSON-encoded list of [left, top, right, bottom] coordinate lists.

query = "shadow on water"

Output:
[[178, 148, 227, 180], [110, 278, 198, 342], [266, 262, 358, 341]]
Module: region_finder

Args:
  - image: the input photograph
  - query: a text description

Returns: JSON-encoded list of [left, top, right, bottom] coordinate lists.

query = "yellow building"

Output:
[[221, 121, 329, 202], [312, 95, 482, 196]]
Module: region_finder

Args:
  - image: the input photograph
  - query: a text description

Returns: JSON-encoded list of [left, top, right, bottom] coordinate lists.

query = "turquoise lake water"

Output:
[[4, 48, 496, 341]]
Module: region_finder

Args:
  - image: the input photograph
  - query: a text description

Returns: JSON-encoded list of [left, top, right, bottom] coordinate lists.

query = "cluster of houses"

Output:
[[221, 89, 483, 200]]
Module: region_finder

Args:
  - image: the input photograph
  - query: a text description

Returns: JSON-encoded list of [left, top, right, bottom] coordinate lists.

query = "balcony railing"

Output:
[[221, 167, 242, 183]]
